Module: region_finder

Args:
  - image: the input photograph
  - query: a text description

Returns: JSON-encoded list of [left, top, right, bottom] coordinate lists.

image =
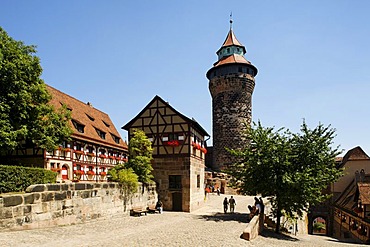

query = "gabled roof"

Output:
[[122, 95, 209, 137], [46, 85, 127, 150], [338, 146, 370, 168]]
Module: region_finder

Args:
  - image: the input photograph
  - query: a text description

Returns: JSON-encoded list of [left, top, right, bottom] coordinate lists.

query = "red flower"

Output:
[[74, 170, 84, 175], [99, 154, 107, 158], [87, 170, 95, 175], [100, 171, 107, 176]]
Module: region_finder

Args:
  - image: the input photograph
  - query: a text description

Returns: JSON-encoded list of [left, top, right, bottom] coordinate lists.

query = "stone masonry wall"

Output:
[[209, 73, 255, 170], [0, 182, 157, 231]]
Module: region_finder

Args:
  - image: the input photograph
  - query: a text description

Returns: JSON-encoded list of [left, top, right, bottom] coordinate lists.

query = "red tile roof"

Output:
[[221, 29, 244, 47], [46, 85, 127, 150], [213, 54, 251, 67]]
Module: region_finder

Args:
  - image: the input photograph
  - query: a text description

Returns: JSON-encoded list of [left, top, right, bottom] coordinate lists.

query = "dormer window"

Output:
[[86, 114, 95, 121], [111, 134, 120, 144], [102, 120, 110, 128], [95, 128, 106, 139], [72, 120, 85, 133]]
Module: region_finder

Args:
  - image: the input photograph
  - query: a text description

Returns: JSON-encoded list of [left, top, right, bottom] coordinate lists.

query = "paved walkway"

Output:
[[0, 194, 366, 246]]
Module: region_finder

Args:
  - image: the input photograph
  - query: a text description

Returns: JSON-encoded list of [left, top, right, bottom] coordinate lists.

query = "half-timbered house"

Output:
[[123, 95, 209, 212], [1, 85, 128, 182]]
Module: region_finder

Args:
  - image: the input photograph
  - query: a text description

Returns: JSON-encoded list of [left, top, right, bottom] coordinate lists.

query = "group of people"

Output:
[[223, 196, 236, 213], [248, 197, 264, 219]]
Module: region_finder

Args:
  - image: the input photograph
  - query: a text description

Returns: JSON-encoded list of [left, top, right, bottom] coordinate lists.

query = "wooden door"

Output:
[[172, 192, 182, 211]]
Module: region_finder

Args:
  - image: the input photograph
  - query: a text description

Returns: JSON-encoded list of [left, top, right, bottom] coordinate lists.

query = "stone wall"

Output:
[[209, 73, 255, 170], [0, 182, 157, 231]]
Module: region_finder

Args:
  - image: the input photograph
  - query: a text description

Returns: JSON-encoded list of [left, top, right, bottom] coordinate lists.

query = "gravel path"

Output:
[[0, 194, 366, 247]]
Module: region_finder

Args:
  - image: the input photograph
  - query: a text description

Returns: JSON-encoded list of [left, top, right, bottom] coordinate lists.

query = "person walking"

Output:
[[229, 196, 236, 213], [223, 197, 229, 213]]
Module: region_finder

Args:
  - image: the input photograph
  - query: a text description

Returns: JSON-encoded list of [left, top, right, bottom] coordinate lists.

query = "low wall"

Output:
[[242, 213, 264, 241], [0, 182, 157, 231]]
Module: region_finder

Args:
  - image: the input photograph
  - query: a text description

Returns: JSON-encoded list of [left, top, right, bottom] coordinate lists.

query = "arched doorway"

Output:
[[61, 165, 69, 180], [312, 216, 327, 235]]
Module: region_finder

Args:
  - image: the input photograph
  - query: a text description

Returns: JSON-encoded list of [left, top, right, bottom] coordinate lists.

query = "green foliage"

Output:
[[0, 26, 72, 152], [126, 129, 154, 183], [0, 165, 57, 193], [227, 120, 343, 233], [313, 222, 326, 231], [108, 164, 139, 211]]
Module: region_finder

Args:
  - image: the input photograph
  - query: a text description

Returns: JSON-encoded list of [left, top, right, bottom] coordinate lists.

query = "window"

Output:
[[95, 128, 106, 139], [87, 146, 94, 153], [197, 175, 200, 188], [86, 114, 95, 121], [72, 120, 85, 133], [238, 67, 243, 73], [227, 48, 230, 53], [169, 175, 182, 190], [111, 134, 120, 144], [102, 120, 110, 128]]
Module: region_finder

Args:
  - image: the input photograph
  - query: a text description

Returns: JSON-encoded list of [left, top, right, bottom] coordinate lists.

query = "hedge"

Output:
[[0, 165, 57, 193]]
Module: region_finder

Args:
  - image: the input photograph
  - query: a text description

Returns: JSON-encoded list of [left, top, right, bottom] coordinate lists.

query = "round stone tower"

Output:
[[206, 21, 258, 171]]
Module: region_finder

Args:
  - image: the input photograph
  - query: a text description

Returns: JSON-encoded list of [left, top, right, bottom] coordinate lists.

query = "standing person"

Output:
[[229, 196, 236, 213], [254, 197, 261, 215], [223, 197, 229, 213], [216, 187, 220, 196]]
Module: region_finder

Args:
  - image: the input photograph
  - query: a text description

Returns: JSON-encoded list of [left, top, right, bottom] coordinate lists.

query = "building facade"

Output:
[[0, 85, 128, 182], [123, 95, 209, 212], [206, 21, 258, 170], [308, 146, 370, 243]]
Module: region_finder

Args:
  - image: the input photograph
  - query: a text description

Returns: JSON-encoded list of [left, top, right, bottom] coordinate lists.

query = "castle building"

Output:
[[123, 95, 209, 212], [206, 20, 258, 170], [0, 85, 128, 182]]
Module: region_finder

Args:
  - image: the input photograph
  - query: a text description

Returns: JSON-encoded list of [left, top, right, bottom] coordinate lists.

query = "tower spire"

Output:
[[229, 12, 233, 30]]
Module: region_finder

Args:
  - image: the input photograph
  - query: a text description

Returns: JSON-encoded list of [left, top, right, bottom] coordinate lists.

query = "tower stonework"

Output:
[[206, 25, 257, 171]]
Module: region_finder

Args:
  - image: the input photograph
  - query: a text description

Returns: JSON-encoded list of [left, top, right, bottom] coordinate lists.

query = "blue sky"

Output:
[[2, 1, 370, 155]]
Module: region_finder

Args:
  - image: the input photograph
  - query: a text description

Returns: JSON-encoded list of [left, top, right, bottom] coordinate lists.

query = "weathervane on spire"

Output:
[[229, 12, 233, 30]]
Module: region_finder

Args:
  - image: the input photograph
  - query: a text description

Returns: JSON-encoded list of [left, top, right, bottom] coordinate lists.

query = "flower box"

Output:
[[121, 158, 128, 162], [99, 154, 107, 158], [108, 156, 115, 159], [164, 140, 180, 147], [51, 168, 61, 172], [100, 172, 107, 176], [86, 152, 95, 157], [74, 170, 85, 175], [201, 147, 207, 154], [74, 150, 84, 155], [87, 170, 95, 176], [62, 148, 71, 152]]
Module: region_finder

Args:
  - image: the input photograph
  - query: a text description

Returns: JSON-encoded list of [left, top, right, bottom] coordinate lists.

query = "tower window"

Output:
[[227, 48, 230, 53], [238, 67, 243, 72]]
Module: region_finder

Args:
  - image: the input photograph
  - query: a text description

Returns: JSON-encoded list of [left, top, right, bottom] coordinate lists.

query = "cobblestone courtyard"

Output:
[[0, 194, 366, 247]]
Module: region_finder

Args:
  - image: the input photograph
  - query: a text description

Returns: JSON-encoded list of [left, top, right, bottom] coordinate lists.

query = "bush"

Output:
[[0, 165, 57, 193]]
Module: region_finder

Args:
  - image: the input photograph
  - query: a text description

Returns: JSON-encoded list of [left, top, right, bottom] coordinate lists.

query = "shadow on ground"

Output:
[[195, 212, 250, 223], [260, 228, 300, 242]]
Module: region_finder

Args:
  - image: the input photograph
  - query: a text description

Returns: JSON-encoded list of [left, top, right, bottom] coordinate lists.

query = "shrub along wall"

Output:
[[0, 165, 56, 193], [0, 182, 157, 231]]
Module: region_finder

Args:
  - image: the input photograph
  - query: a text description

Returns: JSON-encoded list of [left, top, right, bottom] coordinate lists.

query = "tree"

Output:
[[108, 164, 139, 211], [0, 27, 72, 153], [126, 129, 154, 183], [227, 121, 342, 233]]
